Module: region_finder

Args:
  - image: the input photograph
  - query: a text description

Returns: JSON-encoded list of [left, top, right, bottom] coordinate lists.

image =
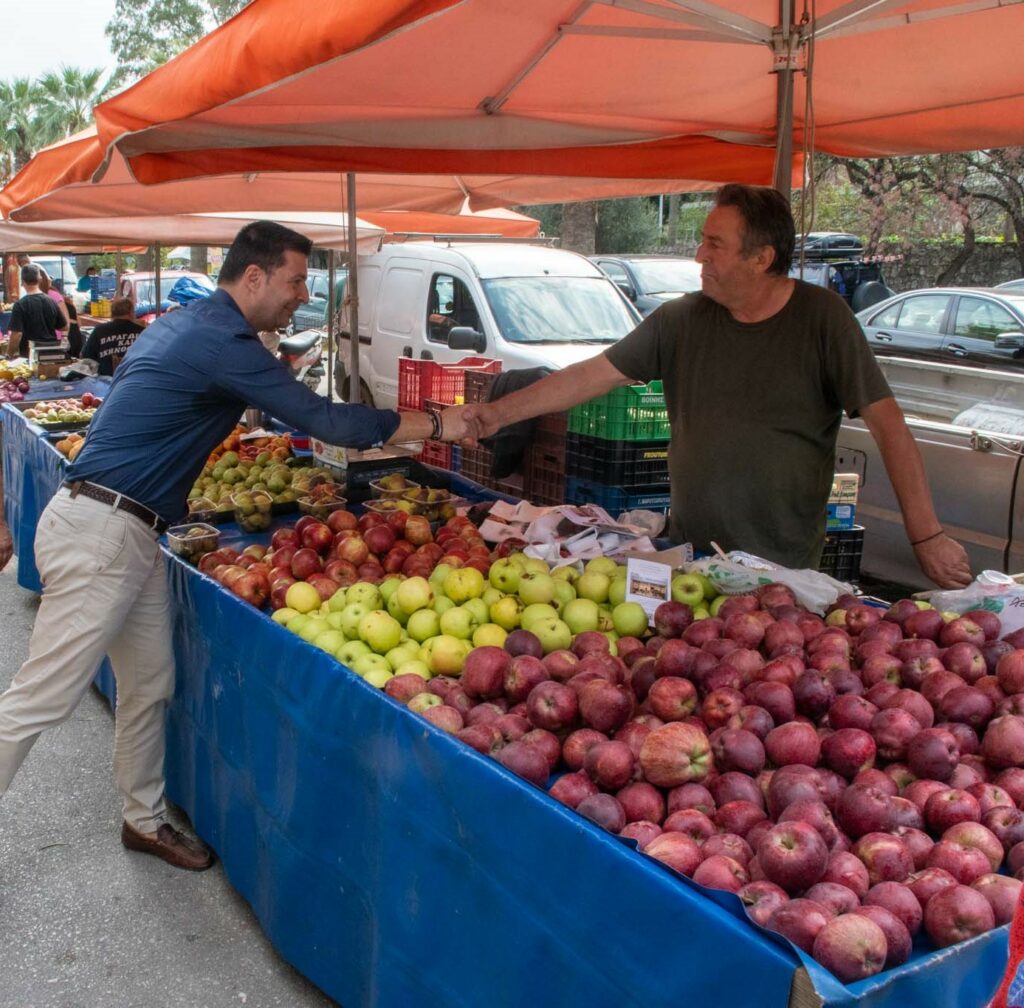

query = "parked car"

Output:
[[856, 287, 1024, 368], [794, 232, 865, 259], [996, 278, 1024, 292], [589, 254, 701, 316], [117, 270, 215, 320], [291, 268, 348, 332]]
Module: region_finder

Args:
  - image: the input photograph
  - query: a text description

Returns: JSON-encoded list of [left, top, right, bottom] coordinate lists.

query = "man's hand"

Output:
[[439, 405, 482, 444], [0, 521, 13, 573], [914, 532, 972, 589], [460, 403, 504, 442]]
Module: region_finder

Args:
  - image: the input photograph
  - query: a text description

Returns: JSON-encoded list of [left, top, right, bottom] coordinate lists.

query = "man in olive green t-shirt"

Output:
[[465, 184, 971, 589]]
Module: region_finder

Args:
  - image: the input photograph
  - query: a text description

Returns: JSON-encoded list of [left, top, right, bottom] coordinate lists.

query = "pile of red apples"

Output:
[[395, 583, 1024, 985], [195, 507, 491, 609]]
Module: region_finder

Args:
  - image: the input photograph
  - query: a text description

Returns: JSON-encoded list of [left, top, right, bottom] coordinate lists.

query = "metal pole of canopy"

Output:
[[346, 173, 360, 403], [772, 0, 796, 196], [154, 244, 161, 318], [327, 248, 336, 400]]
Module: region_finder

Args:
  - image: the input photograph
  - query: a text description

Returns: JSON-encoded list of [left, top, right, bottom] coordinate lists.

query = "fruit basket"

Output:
[[369, 475, 421, 500], [231, 490, 273, 532], [298, 494, 349, 521], [166, 523, 220, 563]]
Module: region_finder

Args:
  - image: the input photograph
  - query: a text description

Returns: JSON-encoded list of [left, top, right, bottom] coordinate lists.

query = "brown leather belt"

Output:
[[62, 480, 169, 534]]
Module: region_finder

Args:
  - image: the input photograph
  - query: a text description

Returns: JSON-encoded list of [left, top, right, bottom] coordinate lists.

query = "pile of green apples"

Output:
[[268, 552, 716, 689]]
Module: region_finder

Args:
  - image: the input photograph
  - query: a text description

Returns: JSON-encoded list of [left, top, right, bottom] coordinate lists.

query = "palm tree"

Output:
[[34, 66, 115, 144], [0, 77, 45, 177]]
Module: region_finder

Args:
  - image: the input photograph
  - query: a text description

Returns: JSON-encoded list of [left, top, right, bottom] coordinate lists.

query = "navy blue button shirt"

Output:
[[67, 288, 400, 521]]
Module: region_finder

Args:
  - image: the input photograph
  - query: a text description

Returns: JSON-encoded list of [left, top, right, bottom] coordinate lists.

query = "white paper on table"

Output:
[[625, 557, 673, 623]]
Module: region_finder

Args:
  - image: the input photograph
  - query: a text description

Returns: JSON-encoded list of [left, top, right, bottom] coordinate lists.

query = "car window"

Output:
[[597, 260, 630, 284], [953, 297, 1020, 342], [427, 273, 481, 344], [894, 294, 949, 333], [868, 301, 902, 328], [308, 274, 328, 299], [629, 259, 702, 294]]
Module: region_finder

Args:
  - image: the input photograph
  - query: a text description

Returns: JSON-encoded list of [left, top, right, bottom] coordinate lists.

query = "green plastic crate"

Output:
[[567, 381, 670, 441]]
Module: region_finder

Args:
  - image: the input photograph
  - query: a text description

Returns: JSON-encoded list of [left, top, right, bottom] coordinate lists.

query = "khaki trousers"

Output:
[[0, 486, 175, 832]]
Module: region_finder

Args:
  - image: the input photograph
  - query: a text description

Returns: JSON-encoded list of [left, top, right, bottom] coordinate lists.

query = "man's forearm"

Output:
[[861, 397, 942, 540]]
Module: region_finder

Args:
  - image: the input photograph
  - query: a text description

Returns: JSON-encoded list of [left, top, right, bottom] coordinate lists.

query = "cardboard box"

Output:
[[826, 502, 856, 530], [829, 473, 859, 505]]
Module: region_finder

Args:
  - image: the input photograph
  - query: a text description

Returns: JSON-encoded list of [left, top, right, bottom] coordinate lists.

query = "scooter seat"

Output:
[[278, 330, 321, 356]]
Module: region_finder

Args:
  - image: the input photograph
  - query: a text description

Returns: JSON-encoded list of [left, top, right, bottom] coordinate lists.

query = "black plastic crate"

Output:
[[566, 433, 670, 487], [565, 477, 671, 515], [818, 525, 864, 582]]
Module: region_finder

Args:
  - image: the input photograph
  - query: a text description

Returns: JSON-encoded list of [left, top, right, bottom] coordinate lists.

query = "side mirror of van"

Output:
[[615, 281, 637, 301], [994, 332, 1024, 352], [448, 327, 486, 353]]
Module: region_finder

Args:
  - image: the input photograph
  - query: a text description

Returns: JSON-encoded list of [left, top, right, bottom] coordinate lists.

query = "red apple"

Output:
[[923, 884, 996, 947]]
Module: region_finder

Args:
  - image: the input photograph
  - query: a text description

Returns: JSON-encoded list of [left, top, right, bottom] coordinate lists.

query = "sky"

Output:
[[4, 0, 117, 80]]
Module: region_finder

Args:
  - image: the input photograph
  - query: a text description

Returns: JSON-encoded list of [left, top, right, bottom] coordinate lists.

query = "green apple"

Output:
[[386, 641, 421, 668], [443, 567, 486, 603], [608, 577, 627, 607], [393, 659, 431, 680], [671, 572, 706, 607], [463, 597, 489, 626], [914, 600, 934, 610], [612, 601, 649, 638], [298, 616, 329, 643], [552, 565, 580, 585], [584, 556, 619, 578], [692, 606, 710, 621], [327, 588, 348, 612], [358, 610, 403, 653], [488, 558, 522, 593], [361, 665, 394, 689], [522, 557, 552, 576], [602, 632, 619, 654], [552, 580, 577, 611], [521, 602, 559, 630], [285, 581, 322, 614], [695, 572, 717, 601], [407, 608, 441, 643], [576, 572, 611, 604], [336, 639, 372, 665], [347, 583, 383, 611], [489, 594, 523, 632], [339, 602, 371, 639], [408, 692, 443, 713], [531, 616, 573, 654], [481, 587, 504, 608], [351, 653, 392, 682], [286, 614, 311, 636], [473, 623, 508, 648], [313, 629, 347, 653], [378, 576, 403, 604], [518, 571, 555, 606], [387, 592, 410, 625], [271, 607, 299, 626], [562, 597, 600, 635], [439, 605, 475, 640], [429, 563, 455, 592], [433, 595, 456, 616], [396, 576, 433, 616], [427, 634, 468, 676], [325, 610, 347, 632]]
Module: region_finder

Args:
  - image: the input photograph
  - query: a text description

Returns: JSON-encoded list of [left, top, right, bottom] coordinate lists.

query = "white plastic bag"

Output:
[[925, 571, 1024, 636], [686, 553, 853, 615]]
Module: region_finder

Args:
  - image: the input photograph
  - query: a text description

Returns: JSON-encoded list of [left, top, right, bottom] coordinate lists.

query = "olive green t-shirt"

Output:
[[604, 280, 892, 568]]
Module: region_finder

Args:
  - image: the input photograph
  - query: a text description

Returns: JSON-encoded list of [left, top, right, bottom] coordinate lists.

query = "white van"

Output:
[[333, 242, 642, 406], [29, 255, 79, 295]]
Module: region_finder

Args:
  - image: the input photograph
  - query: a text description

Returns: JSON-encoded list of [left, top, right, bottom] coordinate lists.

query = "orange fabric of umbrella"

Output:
[[90, 0, 1022, 187], [360, 207, 540, 238]]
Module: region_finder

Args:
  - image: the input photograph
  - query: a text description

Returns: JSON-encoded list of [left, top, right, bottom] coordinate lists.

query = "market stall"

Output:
[[0, 389, 1015, 1008]]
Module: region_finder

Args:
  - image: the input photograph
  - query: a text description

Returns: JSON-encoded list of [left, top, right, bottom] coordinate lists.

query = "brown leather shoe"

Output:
[[121, 821, 215, 871]]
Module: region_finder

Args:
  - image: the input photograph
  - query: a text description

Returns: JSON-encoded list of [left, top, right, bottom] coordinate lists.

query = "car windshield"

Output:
[[481, 276, 638, 344], [629, 260, 702, 295], [136, 274, 215, 303]]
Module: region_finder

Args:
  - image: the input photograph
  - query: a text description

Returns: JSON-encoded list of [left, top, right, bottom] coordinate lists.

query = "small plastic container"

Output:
[[402, 487, 455, 522], [231, 490, 273, 533], [369, 476, 421, 500], [166, 522, 220, 563], [363, 498, 408, 515], [298, 494, 349, 521], [187, 496, 217, 524]]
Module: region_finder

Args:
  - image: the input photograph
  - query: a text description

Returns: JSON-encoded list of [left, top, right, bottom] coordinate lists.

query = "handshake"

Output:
[[436, 403, 504, 444]]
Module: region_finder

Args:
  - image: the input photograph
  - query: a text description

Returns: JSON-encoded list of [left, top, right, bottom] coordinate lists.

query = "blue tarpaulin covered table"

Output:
[[1, 400, 1010, 1007]]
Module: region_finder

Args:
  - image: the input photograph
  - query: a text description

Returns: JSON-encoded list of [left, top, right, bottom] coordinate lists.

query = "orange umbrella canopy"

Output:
[[89, 0, 1023, 188]]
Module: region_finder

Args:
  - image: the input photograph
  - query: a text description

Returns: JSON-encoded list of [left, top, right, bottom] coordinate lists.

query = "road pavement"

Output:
[[0, 557, 338, 1008]]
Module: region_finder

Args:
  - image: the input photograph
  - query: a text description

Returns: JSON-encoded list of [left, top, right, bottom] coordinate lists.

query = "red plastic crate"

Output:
[[398, 357, 501, 409], [418, 438, 454, 471], [398, 358, 423, 410]]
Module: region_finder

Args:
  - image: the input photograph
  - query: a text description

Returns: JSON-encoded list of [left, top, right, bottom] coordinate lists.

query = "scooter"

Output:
[[275, 328, 325, 392]]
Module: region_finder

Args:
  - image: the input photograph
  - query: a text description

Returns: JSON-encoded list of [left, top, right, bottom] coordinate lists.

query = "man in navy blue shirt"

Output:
[[0, 221, 472, 871]]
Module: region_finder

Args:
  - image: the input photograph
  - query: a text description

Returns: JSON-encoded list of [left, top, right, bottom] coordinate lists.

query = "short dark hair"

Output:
[[219, 221, 312, 283], [111, 297, 134, 317], [51, 278, 64, 294], [715, 184, 795, 276], [21, 264, 40, 285], [86, 266, 98, 275]]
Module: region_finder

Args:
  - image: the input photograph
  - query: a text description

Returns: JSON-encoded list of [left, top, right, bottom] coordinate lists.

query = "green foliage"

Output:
[[596, 198, 661, 253], [106, 0, 250, 88]]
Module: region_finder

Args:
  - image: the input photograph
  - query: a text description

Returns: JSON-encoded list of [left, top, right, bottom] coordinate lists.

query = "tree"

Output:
[[106, 0, 250, 88], [34, 67, 116, 143], [0, 77, 45, 175]]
